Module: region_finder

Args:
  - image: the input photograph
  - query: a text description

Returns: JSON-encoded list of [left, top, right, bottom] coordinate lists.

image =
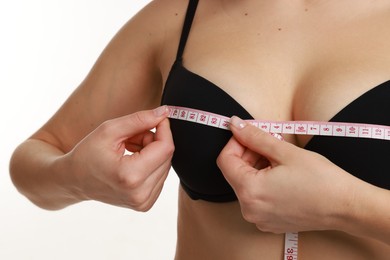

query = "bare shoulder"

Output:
[[124, 0, 189, 44], [132, 0, 193, 73], [97, 0, 189, 62]]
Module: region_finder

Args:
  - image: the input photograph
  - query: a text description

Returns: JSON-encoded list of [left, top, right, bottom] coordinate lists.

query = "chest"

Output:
[[160, 1, 390, 202], [161, 2, 390, 145]]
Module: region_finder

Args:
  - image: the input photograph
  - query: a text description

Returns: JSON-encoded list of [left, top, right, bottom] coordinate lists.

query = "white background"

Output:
[[0, 1, 179, 259]]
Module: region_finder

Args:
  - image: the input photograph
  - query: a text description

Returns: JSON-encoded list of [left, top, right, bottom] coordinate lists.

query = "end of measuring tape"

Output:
[[284, 232, 299, 260]]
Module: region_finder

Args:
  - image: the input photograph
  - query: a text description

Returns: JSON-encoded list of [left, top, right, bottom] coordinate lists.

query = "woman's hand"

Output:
[[217, 116, 362, 234], [56, 106, 174, 211]]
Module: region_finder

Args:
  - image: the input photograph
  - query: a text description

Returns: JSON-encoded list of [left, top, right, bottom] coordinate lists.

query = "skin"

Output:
[[10, 107, 174, 211], [9, 0, 390, 259], [218, 116, 390, 243]]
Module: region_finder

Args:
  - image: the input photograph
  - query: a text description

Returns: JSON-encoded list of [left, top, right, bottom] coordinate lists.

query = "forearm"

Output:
[[334, 180, 390, 245], [9, 139, 84, 210]]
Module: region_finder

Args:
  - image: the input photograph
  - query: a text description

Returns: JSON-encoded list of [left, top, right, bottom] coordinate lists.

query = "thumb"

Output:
[[107, 106, 170, 141], [229, 116, 291, 164]]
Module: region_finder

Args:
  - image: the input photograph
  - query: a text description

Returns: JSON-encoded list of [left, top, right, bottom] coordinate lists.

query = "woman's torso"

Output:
[[157, 0, 390, 259]]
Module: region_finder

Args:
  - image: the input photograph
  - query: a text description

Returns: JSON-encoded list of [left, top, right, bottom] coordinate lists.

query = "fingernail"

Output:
[[270, 132, 284, 141], [230, 116, 247, 129], [153, 106, 168, 117]]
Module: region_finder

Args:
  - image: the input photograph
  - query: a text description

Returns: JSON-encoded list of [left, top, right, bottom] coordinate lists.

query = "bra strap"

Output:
[[176, 0, 199, 61]]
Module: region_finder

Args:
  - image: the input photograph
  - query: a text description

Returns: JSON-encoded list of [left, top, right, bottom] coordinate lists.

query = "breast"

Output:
[[161, 61, 254, 202], [304, 81, 390, 190]]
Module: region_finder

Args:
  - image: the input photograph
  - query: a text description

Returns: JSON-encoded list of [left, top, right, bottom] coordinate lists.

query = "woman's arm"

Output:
[[338, 179, 390, 245], [9, 0, 183, 210], [10, 108, 174, 210], [217, 116, 390, 245]]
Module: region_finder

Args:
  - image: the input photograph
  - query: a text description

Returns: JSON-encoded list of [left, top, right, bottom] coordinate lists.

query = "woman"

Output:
[[10, 0, 390, 259]]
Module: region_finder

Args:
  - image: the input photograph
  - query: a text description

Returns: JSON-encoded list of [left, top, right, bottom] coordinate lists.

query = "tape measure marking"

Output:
[[167, 105, 390, 140], [285, 232, 299, 260], [167, 105, 390, 259]]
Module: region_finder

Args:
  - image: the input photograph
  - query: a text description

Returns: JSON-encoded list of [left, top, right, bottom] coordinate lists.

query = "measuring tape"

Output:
[[167, 105, 390, 260], [284, 232, 298, 260], [167, 106, 390, 141]]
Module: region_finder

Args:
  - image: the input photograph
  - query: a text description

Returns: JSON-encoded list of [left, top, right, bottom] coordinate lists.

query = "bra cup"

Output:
[[161, 63, 254, 202], [305, 81, 390, 190], [169, 119, 236, 201]]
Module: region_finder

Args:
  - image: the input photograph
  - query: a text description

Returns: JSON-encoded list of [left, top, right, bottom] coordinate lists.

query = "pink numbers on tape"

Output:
[[167, 106, 390, 141], [284, 232, 299, 260]]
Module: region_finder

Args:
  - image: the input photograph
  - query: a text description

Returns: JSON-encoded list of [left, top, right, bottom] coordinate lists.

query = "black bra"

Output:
[[161, 0, 390, 202]]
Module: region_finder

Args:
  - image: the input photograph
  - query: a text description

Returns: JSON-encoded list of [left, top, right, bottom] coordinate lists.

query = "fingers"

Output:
[[229, 116, 292, 164], [116, 130, 172, 211], [118, 111, 174, 211], [241, 147, 270, 170], [124, 130, 155, 152], [136, 161, 171, 211], [217, 137, 260, 188], [70, 107, 173, 212], [153, 115, 174, 145], [218, 115, 290, 190], [122, 158, 171, 211], [104, 106, 170, 142], [120, 118, 174, 185], [123, 106, 172, 152]]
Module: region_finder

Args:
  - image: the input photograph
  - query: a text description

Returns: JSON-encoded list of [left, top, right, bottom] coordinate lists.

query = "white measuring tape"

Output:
[[167, 105, 389, 260], [167, 105, 390, 141]]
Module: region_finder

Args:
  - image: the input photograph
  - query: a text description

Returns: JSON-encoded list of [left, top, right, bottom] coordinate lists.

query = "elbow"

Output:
[[9, 144, 67, 211], [9, 145, 29, 201]]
